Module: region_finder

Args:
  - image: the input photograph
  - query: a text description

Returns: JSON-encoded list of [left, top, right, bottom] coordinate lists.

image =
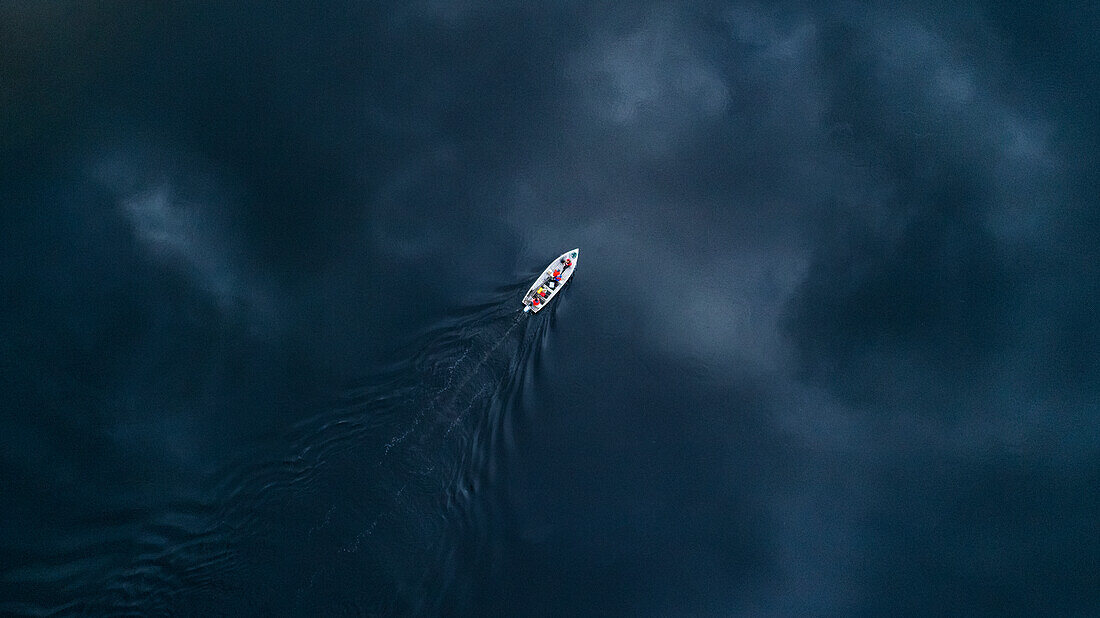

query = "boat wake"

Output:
[[4, 286, 548, 615]]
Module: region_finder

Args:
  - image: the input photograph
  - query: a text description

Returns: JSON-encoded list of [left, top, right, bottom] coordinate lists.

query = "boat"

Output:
[[522, 249, 579, 313]]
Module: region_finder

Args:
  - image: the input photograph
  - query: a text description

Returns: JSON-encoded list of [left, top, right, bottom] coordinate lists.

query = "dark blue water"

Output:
[[3, 2, 1100, 615]]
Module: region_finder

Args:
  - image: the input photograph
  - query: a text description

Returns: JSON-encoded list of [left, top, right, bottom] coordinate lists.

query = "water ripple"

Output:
[[2, 285, 551, 615]]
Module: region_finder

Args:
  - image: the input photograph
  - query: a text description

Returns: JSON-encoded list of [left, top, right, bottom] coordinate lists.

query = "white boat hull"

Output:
[[522, 249, 578, 313]]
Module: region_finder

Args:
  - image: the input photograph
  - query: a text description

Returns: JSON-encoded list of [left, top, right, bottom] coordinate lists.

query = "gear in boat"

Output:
[[522, 249, 578, 313]]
